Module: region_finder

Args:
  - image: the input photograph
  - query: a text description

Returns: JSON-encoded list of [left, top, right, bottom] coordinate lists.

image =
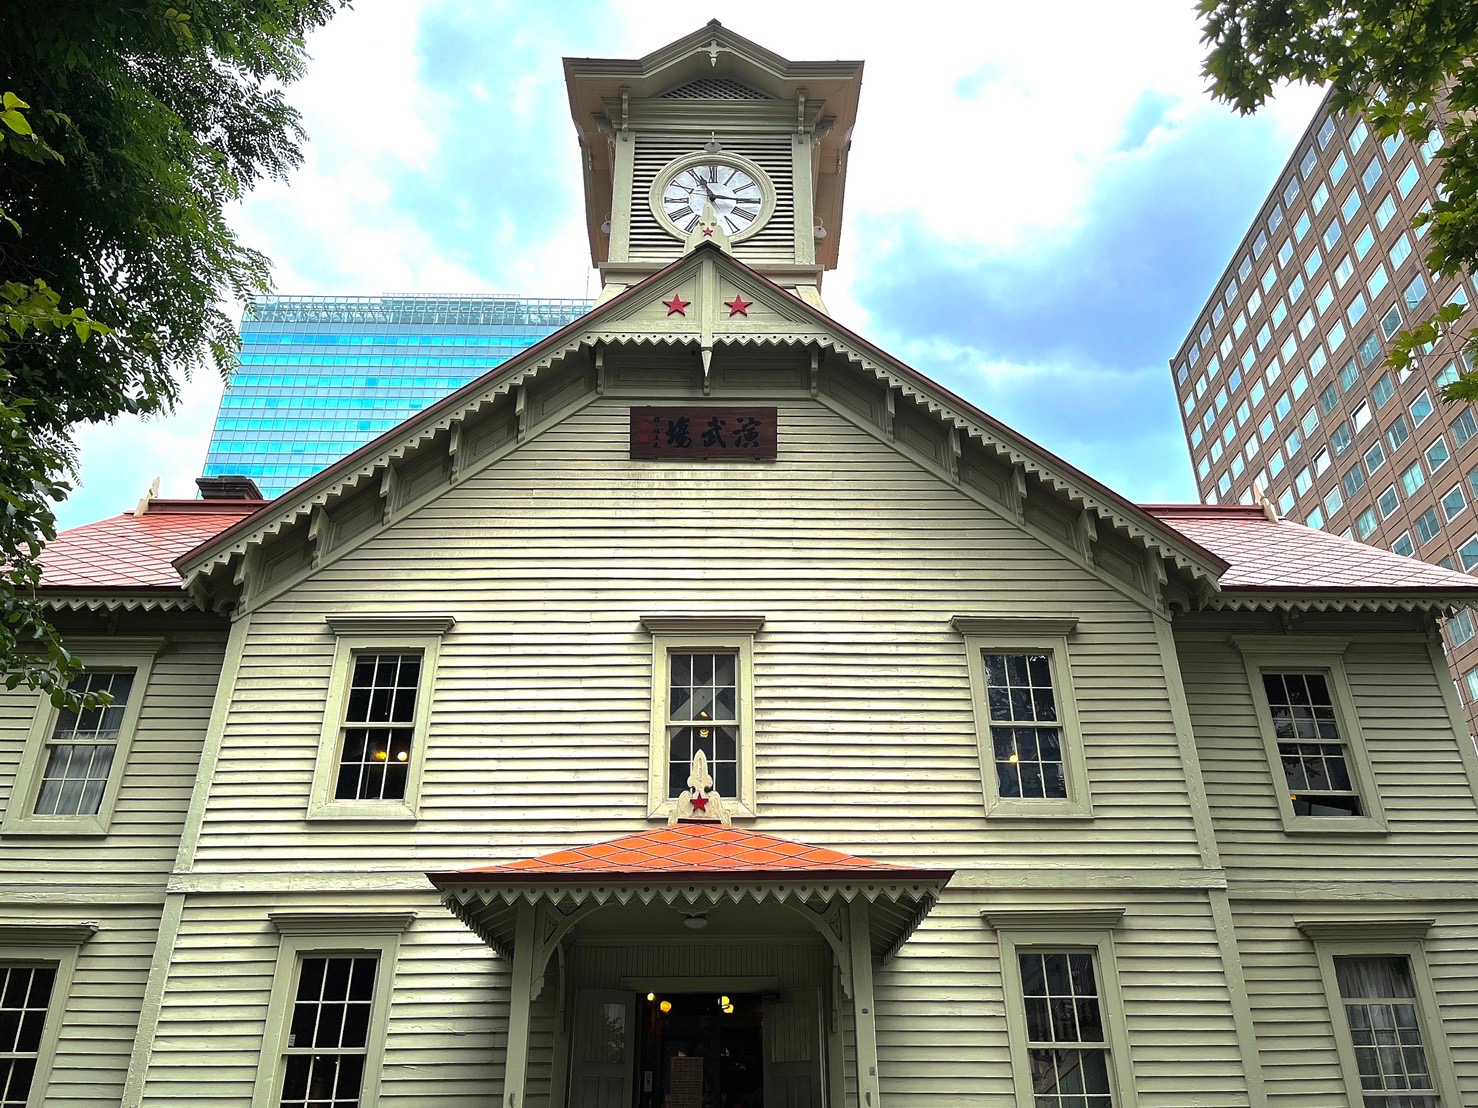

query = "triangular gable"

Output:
[[174, 244, 1229, 607]]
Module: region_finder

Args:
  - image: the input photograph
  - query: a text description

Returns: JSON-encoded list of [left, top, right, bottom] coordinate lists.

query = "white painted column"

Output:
[[847, 898, 883, 1108], [503, 902, 537, 1108]]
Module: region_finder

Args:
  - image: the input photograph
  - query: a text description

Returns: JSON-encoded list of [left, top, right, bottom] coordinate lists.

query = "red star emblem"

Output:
[[690, 794, 709, 811], [725, 295, 752, 317], [702, 226, 715, 236], [663, 293, 690, 316]]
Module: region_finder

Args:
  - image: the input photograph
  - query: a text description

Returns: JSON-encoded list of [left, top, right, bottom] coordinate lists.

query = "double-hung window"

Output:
[[990, 909, 1134, 1108], [255, 912, 411, 1108], [642, 614, 762, 818], [0, 924, 91, 1108], [309, 616, 452, 819], [955, 617, 1090, 817], [1237, 640, 1385, 832], [3, 640, 162, 835], [1297, 919, 1461, 1108]]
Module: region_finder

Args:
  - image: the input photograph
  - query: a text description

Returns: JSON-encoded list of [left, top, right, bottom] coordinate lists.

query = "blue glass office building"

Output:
[[202, 294, 593, 497]]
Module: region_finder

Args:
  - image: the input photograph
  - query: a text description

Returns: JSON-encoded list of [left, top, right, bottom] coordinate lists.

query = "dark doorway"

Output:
[[635, 992, 764, 1108]]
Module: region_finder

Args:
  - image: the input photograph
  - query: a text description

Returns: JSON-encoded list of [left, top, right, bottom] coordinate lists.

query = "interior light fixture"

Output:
[[659, 999, 673, 1013], [647, 992, 656, 1002], [684, 913, 708, 930]]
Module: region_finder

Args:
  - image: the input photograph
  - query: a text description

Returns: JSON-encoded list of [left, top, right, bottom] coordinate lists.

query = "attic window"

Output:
[[661, 77, 770, 100]]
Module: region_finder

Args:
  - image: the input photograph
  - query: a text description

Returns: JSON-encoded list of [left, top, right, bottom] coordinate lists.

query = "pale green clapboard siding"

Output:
[[873, 892, 1247, 1106], [1230, 901, 1478, 1105], [191, 397, 1205, 875], [0, 629, 226, 877], [0, 631, 224, 1105], [4, 903, 167, 1107], [1176, 632, 1478, 880], [141, 892, 504, 1107]]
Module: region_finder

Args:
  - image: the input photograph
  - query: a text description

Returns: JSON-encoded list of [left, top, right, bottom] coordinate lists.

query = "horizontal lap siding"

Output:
[[0, 630, 226, 878], [194, 398, 1203, 873], [142, 892, 501, 1107], [1176, 633, 1478, 881], [10, 903, 164, 1106], [1232, 900, 1478, 1105], [876, 892, 1246, 1105]]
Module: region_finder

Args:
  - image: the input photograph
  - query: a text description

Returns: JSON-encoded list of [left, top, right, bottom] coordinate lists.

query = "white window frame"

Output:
[[641, 614, 763, 820], [1234, 638, 1386, 834], [308, 615, 453, 821], [251, 911, 412, 1108], [3, 638, 165, 836], [986, 908, 1135, 1108], [0, 923, 93, 1108], [1296, 918, 1461, 1108], [954, 616, 1091, 819]]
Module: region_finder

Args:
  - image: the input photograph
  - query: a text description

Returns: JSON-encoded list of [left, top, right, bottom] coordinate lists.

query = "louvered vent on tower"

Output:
[[661, 78, 771, 100], [630, 135, 795, 264]]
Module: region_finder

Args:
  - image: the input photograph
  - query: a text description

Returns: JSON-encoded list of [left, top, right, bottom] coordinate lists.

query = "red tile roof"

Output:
[[430, 823, 947, 883], [39, 501, 263, 590], [1144, 504, 1478, 594]]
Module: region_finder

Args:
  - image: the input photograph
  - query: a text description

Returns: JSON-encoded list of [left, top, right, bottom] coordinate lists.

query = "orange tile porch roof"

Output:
[[428, 823, 949, 884], [38, 500, 264, 591]]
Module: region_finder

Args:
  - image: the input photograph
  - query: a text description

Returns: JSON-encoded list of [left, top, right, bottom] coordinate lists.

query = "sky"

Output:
[[56, 0, 1327, 529]]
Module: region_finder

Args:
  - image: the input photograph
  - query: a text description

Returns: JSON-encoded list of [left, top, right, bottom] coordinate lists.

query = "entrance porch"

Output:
[[429, 823, 951, 1108]]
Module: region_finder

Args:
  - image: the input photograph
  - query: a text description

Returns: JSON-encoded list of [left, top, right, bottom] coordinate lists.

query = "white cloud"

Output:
[[55, 1, 1333, 528]]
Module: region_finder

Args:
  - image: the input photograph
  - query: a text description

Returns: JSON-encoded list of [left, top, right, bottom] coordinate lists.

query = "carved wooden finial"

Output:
[[669, 749, 731, 826], [685, 199, 731, 254]]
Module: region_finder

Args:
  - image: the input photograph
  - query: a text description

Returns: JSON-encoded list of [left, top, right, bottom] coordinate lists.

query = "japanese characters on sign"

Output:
[[630, 407, 778, 460]]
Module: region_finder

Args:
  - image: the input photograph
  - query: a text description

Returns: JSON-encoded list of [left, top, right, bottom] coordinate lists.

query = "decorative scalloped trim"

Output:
[[41, 594, 197, 613], [437, 878, 945, 963], [1206, 594, 1457, 613]]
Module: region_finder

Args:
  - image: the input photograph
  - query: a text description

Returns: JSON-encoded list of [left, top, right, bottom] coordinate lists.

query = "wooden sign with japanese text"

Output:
[[630, 407, 777, 460]]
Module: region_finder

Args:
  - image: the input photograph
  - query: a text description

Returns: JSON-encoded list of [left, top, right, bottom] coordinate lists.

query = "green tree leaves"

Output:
[[1, 0, 344, 706]]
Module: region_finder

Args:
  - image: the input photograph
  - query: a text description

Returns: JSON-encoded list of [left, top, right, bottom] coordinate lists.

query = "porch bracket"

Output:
[[779, 897, 854, 1000], [529, 900, 602, 1002]]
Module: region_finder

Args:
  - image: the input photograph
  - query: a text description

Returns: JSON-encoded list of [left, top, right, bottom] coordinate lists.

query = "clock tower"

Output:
[[564, 22, 863, 311]]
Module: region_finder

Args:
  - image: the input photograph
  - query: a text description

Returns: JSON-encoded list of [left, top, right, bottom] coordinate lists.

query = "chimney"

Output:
[[196, 475, 266, 501]]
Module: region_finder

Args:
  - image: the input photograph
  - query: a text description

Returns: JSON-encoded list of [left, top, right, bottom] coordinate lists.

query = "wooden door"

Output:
[[567, 989, 636, 1108], [762, 989, 824, 1108]]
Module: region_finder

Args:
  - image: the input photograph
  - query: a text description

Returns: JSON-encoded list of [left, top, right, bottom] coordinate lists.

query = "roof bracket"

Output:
[[701, 345, 713, 395], [447, 425, 464, 483]]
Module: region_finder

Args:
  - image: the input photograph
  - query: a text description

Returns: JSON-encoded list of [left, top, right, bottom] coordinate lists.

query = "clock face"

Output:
[[660, 163, 765, 236]]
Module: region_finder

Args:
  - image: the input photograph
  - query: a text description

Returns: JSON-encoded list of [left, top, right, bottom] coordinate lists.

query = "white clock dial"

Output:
[[660, 163, 764, 236]]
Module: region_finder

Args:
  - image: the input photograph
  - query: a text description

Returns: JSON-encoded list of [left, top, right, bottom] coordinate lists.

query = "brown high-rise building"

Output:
[[1173, 90, 1478, 731]]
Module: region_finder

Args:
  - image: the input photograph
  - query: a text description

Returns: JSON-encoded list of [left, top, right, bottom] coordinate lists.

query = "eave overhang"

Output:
[[39, 588, 200, 614], [1202, 588, 1478, 614], [172, 244, 1234, 602]]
